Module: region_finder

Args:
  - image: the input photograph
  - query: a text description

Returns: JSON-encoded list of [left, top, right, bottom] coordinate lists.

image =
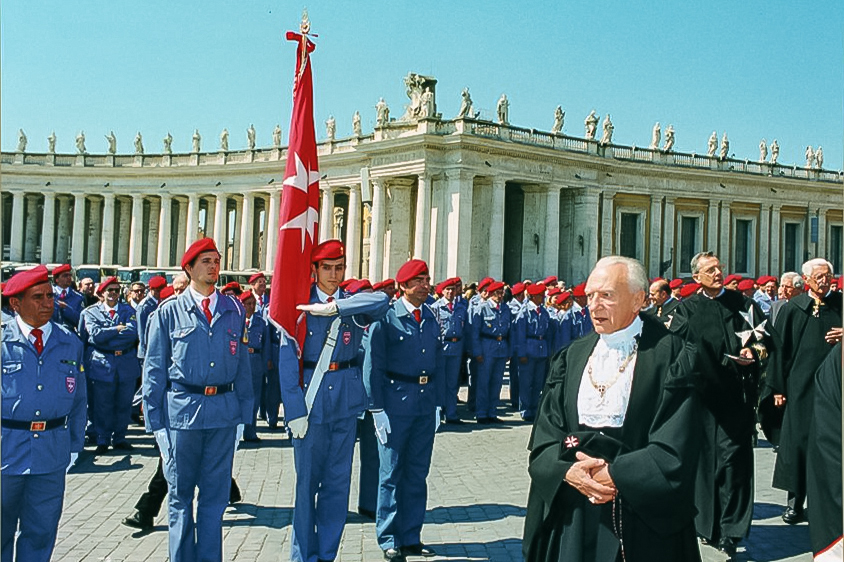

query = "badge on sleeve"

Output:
[[230, 341, 238, 355], [342, 331, 352, 345], [66, 377, 76, 393]]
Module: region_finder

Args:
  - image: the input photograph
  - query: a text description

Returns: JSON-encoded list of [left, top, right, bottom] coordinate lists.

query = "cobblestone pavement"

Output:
[[55, 387, 812, 561]]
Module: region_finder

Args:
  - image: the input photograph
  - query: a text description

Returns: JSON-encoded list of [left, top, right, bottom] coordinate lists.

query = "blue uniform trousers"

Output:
[[91, 377, 136, 445], [376, 413, 435, 550], [467, 357, 477, 412], [164, 427, 235, 562], [261, 348, 281, 426], [475, 357, 507, 419], [443, 356, 463, 420], [244, 356, 266, 440], [517, 358, 547, 419], [509, 360, 520, 409], [357, 411, 379, 513], [291, 416, 358, 562], [1, 470, 65, 562]]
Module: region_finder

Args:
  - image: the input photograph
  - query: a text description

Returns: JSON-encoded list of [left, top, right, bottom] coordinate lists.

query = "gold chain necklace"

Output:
[[587, 341, 639, 402]]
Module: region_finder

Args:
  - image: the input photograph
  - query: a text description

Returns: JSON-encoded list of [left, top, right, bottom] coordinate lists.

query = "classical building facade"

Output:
[[2, 83, 842, 285]]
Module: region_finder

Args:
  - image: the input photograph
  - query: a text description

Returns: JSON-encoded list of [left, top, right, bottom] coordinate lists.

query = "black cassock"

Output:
[[807, 342, 843, 557], [670, 290, 775, 542], [523, 314, 701, 562], [769, 291, 842, 499], [645, 297, 681, 328]]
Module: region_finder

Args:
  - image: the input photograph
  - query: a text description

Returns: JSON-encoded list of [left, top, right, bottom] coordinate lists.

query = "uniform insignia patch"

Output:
[[66, 377, 76, 393], [564, 435, 579, 448], [230, 341, 238, 355], [343, 331, 351, 345]]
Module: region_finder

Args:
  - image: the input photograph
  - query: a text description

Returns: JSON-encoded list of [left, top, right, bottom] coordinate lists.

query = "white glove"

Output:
[[66, 452, 79, 473], [372, 410, 391, 445], [154, 429, 171, 463], [296, 301, 339, 317], [435, 406, 442, 433], [235, 424, 244, 449], [288, 416, 309, 439]]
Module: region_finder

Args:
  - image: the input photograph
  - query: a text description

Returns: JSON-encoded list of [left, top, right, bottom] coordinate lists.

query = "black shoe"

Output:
[[113, 441, 134, 451], [716, 537, 737, 557], [229, 480, 242, 504], [383, 547, 405, 561], [488, 416, 503, 423], [444, 418, 464, 425], [122, 510, 154, 531], [402, 543, 435, 557], [476, 417, 489, 424], [357, 507, 376, 520], [782, 507, 803, 524], [242, 436, 262, 443], [95, 444, 110, 455]]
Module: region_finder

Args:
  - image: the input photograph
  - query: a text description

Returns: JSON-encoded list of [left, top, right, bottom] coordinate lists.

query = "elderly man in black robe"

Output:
[[769, 258, 842, 524], [670, 251, 776, 557], [523, 256, 701, 562]]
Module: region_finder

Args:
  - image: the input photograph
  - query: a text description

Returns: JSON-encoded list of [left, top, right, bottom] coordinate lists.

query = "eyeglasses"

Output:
[[105, 288, 121, 293]]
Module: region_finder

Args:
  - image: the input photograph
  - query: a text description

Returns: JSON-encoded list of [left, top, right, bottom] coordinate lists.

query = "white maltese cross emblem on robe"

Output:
[[736, 307, 768, 347]]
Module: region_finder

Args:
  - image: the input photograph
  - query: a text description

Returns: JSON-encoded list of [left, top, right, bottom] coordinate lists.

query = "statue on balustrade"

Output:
[[105, 131, 117, 154], [48, 131, 56, 154], [805, 146, 814, 169], [584, 110, 599, 139], [220, 129, 229, 152], [16, 129, 27, 153], [600, 114, 614, 145], [273, 124, 282, 148], [759, 139, 768, 163], [353, 111, 362, 137], [650, 122, 661, 150], [816, 146, 824, 169], [326, 116, 336, 141], [247, 124, 256, 150], [770, 139, 780, 164], [192, 129, 202, 153], [420, 87, 434, 119], [497, 94, 510, 125], [551, 106, 565, 134], [163, 133, 173, 154], [375, 97, 390, 127], [719, 132, 729, 160], [76, 131, 87, 154], [662, 125, 675, 152], [457, 88, 474, 119], [134, 132, 144, 155], [707, 131, 718, 157], [333, 207, 345, 239]]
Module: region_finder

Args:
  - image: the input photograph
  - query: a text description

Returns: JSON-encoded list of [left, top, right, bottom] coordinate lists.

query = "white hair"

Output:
[[592, 256, 649, 293], [802, 258, 834, 277], [780, 271, 804, 290]]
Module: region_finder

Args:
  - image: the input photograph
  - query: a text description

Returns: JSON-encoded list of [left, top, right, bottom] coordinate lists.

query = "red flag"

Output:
[[269, 19, 320, 355]]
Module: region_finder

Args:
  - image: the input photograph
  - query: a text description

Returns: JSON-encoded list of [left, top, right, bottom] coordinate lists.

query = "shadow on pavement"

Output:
[[741, 522, 811, 561], [752, 501, 787, 521], [224, 503, 294, 529], [425, 504, 526, 524], [70, 453, 145, 474], [425, 538, 523, 562]]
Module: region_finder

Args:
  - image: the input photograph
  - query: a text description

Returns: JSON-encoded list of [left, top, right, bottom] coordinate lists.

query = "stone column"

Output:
[[117, 198, 132, 265], [648, 195, 663, 276], [213, 194, 227, 263], [128, 194, 145, 267], [176, 199, 188, 258], [41, 193, 56, 263], [368, 178, 386, 281], [707, 200, 720, 252], [759, 204, 771, 274], [146, 197, 161, 266], [71, 193, 87, 266], [86, 198, 102, 264], [816, 208, 827, 260], [487, 176, 506, 280], [600, 190, 614, 257], [445, 170, 474, 277], [719, 202, 731, 269], [23, 195, 40, 262], [320, 184, 333, 242], [544, 185, 561, 276], [231, 197, 242, 269], [770, 205, 782, 274], [55, 196, 72, 263], [100, 193, 115, 264], [346, 184, 361, 279], [266, 190, 280, 271], [662, 197, 676, 273], [157, 194, 172, 267], [186, 193, 199, 247], [413, 173, 432, 260], [9, 192, 24, 261], [239, 193, 254, 270]]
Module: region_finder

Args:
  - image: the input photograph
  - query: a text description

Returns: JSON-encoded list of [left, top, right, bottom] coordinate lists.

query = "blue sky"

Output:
[[2, 1, 842, 170]]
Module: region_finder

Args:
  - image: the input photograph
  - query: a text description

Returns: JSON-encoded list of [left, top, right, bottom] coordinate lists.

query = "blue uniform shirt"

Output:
[[245, 312, 271, 375], [430, 297, 468, 357], [2, 318, 87, 474], [78, 302, 141, 382], [135, 293, 161, 359], [513, 301, 553, 359], [52, 286, 85, 333], [470, 300, 513, 358]]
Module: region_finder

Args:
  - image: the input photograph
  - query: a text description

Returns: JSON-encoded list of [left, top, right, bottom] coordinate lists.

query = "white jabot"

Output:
[[578, 315, 643, 428]]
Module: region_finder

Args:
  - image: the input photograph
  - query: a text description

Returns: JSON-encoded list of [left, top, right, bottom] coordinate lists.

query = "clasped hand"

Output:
[[565, 451, 617, 505]]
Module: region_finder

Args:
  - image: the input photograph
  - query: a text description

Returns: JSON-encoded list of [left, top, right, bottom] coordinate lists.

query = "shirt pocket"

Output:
[[171, 325, 199, 363], [1, 362, 23, 399]]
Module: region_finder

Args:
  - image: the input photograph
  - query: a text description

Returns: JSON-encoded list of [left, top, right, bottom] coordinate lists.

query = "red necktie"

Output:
[[60, 290, 67, 300], [327, 296, 334, 303], [202, 298, 212, 323], [109, 309, 116, 320], [413, 309, 422, 323], [448, 302, 453, 312], [31, 328, 44, 355], [536, 308, 541, 316]]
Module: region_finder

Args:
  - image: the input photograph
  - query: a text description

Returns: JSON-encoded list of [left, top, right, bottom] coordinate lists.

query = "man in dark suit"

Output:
[[646, 278, 680, 327]]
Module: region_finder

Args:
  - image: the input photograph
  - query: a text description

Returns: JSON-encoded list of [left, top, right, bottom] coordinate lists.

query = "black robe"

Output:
[[670, 290, 776, 541], [646, 297, 681, 328], [769, 291, 842, 497], [807, 342, 843, 556], [523, 314, 701, 562]]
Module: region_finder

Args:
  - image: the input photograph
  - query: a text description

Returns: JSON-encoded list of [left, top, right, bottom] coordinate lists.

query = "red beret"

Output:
[[373, 279, 395, 292], [478, 277, 494, 291], [542, 275, 558, 285], [51, 264, 71, 277], [527, 282, 546, 296], [159, 285, 175, 300], [680, 283, 701, 298], [738, 279, 755, 292], [448, 277, 462, 286], [248, 272, 266, 284], [339, 278, 357, 290], [757, 275, 776, 285], [4, 265, 50, 297], [487, 281, 505, 293], [182, 237, 220, 269], [511, 282, 526, 295], [669, 279, 684, 289], [554, 290, 572, 304], [724, 274, 742, 285], [312, 239, 345, 263], [221, 281, 242, 295], [97, 276, 120, 296], [347, 279, 373, 294], [148, 276, 167, 290], [396, 259, 429, 284], [547, 287, 562, 297], [238, 290, 256, 303], [572, 283, 587, 298]]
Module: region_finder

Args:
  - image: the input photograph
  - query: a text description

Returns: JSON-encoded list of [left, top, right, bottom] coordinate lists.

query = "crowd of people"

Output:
[[1, 240, 842, 562]]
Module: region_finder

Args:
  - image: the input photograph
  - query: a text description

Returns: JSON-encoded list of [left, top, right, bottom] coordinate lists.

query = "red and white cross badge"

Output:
[[342, 331, 351, 345], [565, 435, 579, 448]]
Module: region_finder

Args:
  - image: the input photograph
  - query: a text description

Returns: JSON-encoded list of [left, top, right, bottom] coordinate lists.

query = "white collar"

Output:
[[701, 288, 725, 299], [315, 286, 340, 303], [526, 300, 539, 312], [400, 296, 422, 315], [103, 302, 119, 314], [16, 315, 52, 344], [600, 315, 643, 349], [189, 286, 218, 313]]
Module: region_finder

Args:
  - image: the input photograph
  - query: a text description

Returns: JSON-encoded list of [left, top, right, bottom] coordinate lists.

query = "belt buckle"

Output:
[[248, 348, 255, 354], [114, 350, 123, 356], [419, 376, 429, 385], [496, 336, 503, 341], [204, 386, 218, 396], [30, 421, 46, 431], [328, 362, 339, 371]]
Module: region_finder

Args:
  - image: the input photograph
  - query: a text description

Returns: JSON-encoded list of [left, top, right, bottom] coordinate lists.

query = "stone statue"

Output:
[[551, 106, 565, 134], [325, 116, 336, 141], [76, 131, 87, 154], [584, 110, 599, 139], [16, 129, 27, 153], [247, 124, 256, 150], [663, 125, 675, 152], [707, 131, 718, 157], [770, 139, 779, 164], [420, 87, 434, 119], [192, 129, 201, 153], [220, 129, 229, 152], [333, 207, 345, 239], [496, 94, 509, 125], [719, 132, 729, 160], [134, 132, 144, 155], [600, 114, 614, 145], [457, 88, 473, 119], [401, 72, 425, 120], [816, 146, 824, 169], [759, 138, 768, 162], [375, 97, 390, 127], [352, 111, 362, 136], [105, 131, 117, 154], [650, 122, 661, 150], [163, 132, 173, 154], [805, 146, 814, 169], [273, 124, 282, 148], [47, 131, 56, 154]]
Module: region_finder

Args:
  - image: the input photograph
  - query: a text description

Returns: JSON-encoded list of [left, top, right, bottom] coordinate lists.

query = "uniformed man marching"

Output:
[[513, 282, 552, 421], [238, 290, 271, 443], [51, 264, 85, 333], [143, 237, 253, 562], [470, 280, 512, 423], [431, 277, 468, 424], [1, 265, 87, 562]]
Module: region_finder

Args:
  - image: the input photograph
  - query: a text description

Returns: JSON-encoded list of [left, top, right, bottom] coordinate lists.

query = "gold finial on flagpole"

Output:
[[300, 8, 311, 35]]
